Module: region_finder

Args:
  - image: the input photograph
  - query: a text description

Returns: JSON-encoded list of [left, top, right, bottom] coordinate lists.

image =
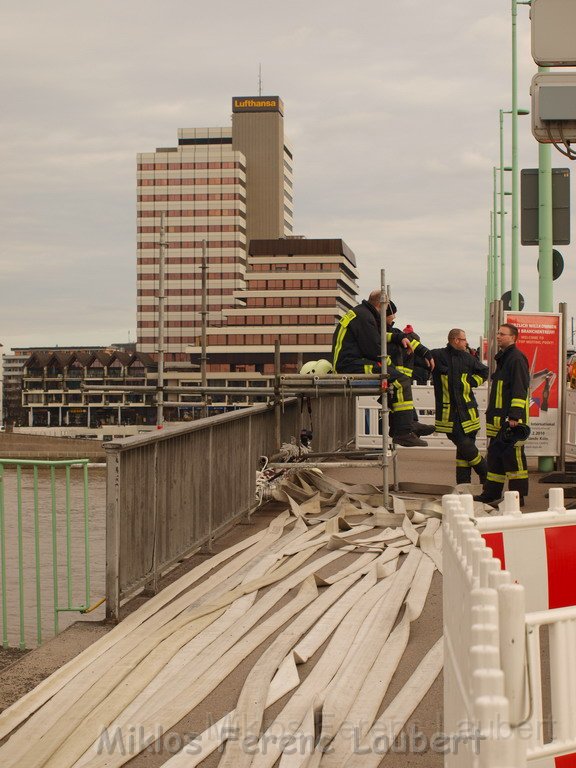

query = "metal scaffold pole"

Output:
[[156, 212, 166, 427], [380, 269, 390, 508], [201, 239, 209, 419]]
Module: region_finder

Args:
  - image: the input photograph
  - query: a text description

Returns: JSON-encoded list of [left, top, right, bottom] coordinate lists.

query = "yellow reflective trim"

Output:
[[441, 374, 450, 424], [364, 364, 373, 374], [495, 380, 503, 409], [472, 374, 483, 386], [332, 325, 348, 369], [456, 459, 469, 467], [511, 398, 526, 408], [507, 471, 528, 479], [487, 472, 506, 482], [469, 454, 482, 466], [461, 373, 471, 403], [410, 339, 421, 352], [393, 403, 414, 412], [340, 309, 356, 327]]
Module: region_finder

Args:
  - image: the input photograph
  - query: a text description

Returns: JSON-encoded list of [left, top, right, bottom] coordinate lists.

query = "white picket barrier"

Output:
[[356, 384, 488, 450], [444, 490, 576, 768]]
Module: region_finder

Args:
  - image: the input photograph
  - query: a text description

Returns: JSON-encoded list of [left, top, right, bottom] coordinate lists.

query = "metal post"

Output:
[[156, 212, 166, 427], [538, 72, 554, 473], [493, 169, 500, 300], [380, 269, 389, 509], [559, 303, 568, 472], [511, 0, 520, 311], [274, 340, 281, 451], [201, 239, 209, 419], [499, 109, 507, 296]]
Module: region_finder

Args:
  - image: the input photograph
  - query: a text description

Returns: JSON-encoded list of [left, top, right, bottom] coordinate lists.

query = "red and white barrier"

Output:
[[444, 489, 576, 768]]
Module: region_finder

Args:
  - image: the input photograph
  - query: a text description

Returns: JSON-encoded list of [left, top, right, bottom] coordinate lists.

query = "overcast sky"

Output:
[[0, 0, 571, 354]]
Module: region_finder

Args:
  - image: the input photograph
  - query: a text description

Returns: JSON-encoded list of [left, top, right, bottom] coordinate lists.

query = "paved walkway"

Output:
[[0, 447, 558, 767]]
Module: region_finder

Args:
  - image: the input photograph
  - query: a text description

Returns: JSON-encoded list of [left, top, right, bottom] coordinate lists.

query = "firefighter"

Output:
[[431, 328, 489, 485], [400, 325, 430, 384], [474, 322, 530, 506], [332, 290, 433, 447]]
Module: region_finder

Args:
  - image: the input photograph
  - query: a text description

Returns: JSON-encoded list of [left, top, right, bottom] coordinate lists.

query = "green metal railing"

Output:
[[0, 459, 93, 649]]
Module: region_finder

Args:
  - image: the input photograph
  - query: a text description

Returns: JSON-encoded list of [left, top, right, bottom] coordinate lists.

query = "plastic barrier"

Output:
[[444, 490, 576, 767]]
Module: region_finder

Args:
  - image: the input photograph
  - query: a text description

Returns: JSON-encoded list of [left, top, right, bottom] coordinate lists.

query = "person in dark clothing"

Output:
[[474, 323, 530, 506], [400, 325, 431, 384], [431, 328, 489, 485], [332, 290, 434, 447]]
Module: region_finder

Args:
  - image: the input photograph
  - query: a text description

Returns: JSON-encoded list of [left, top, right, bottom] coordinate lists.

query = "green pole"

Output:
[[0, 465, 7, 648], [33, 465, 42, 645], [511, 0, 520, 311], [493, 168, 500, 299], [16, 465, 25, 649], [83, 462, 91, 609], [538, 64, 554, 473], [51, 465, 59, 636], [485, 248, 490, 337], [65, 464, 72, 608], [499, 110, 506, 296]]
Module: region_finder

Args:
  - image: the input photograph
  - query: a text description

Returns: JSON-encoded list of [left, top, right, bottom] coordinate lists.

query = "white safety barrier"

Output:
[[356, 384, 488, 449], [443, 490, 576, 768]]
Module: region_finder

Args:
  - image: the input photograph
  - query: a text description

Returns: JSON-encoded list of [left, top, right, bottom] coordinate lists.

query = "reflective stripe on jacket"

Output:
[[486, 343, 530, 437], [431, 345, 489, 434]]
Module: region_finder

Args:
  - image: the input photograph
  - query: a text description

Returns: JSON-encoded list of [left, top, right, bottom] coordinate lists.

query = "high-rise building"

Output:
[[136, 95, 358, 381], [137, 96, 293, 363]]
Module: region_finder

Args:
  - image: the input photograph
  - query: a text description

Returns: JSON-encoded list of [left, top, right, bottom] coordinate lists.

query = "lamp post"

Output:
[[511, 0, 532, 311], [499, 109, 514, 296], [492, 166, 502, 299]]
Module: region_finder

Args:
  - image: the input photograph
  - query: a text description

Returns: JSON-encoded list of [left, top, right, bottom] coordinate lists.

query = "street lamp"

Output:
[[511, 0, 532, 311]]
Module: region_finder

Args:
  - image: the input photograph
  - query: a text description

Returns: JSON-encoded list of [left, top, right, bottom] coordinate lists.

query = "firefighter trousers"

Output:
[[448, 425, 487, 485], [484, 436, 529, 499]]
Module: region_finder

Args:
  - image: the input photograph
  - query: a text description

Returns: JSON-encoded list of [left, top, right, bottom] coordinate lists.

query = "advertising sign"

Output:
[[505, 312, 562, 456], [232, 96, 284, 114]]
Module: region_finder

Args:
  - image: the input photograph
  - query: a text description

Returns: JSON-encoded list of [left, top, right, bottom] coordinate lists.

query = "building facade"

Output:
[[21, 348, 157, 427], [190, 237, 359, 376], [137, 96, 293, 363]]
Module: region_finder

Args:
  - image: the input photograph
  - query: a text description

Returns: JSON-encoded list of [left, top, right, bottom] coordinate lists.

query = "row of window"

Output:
[[136, 314, 334, 327], [139, 240, 244, 250], [249, 279, 337, 289], [138, 193, 246, 203], [138, 288, 235, 297], [138, 334, 333, 346], [233, 314, 335, 326], [139, 272, 241, 281], [137, 256, 244, 265], [246, 297, 337, 307], [250, 262, 341, 272], [138, 209, 241, 218], [138, 177, 244, 187], [138, 225, 244, 234], [139, 162, 244, 171]]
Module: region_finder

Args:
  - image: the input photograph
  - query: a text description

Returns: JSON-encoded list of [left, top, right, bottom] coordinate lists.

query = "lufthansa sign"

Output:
[[232, 96, 283, 115]]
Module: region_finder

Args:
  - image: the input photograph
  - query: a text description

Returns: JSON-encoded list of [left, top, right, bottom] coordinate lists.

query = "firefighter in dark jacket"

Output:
[[474, 323, 530, 506], [431, 328, 489, 484], [332, 290, 434, 447]]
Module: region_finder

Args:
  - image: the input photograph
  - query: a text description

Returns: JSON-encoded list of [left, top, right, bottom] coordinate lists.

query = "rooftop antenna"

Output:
[[258, 64, 262, 96]]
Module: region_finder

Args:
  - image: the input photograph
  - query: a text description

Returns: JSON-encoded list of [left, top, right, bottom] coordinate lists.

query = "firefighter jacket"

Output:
[[393, 330, 432, 378], [485, 343, 530, 438], [332, 301, 408, 373], [431, 345, 489, 434]]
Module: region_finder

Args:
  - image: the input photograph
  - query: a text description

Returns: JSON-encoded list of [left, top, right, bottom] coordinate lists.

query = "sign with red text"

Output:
[[505, 312, 562, 456]]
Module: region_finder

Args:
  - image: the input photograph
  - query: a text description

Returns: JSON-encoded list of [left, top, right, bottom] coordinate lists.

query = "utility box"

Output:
[[521, 168, 570, 246], [532, 0, 576, 66], [531, 72, 576, 143]]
